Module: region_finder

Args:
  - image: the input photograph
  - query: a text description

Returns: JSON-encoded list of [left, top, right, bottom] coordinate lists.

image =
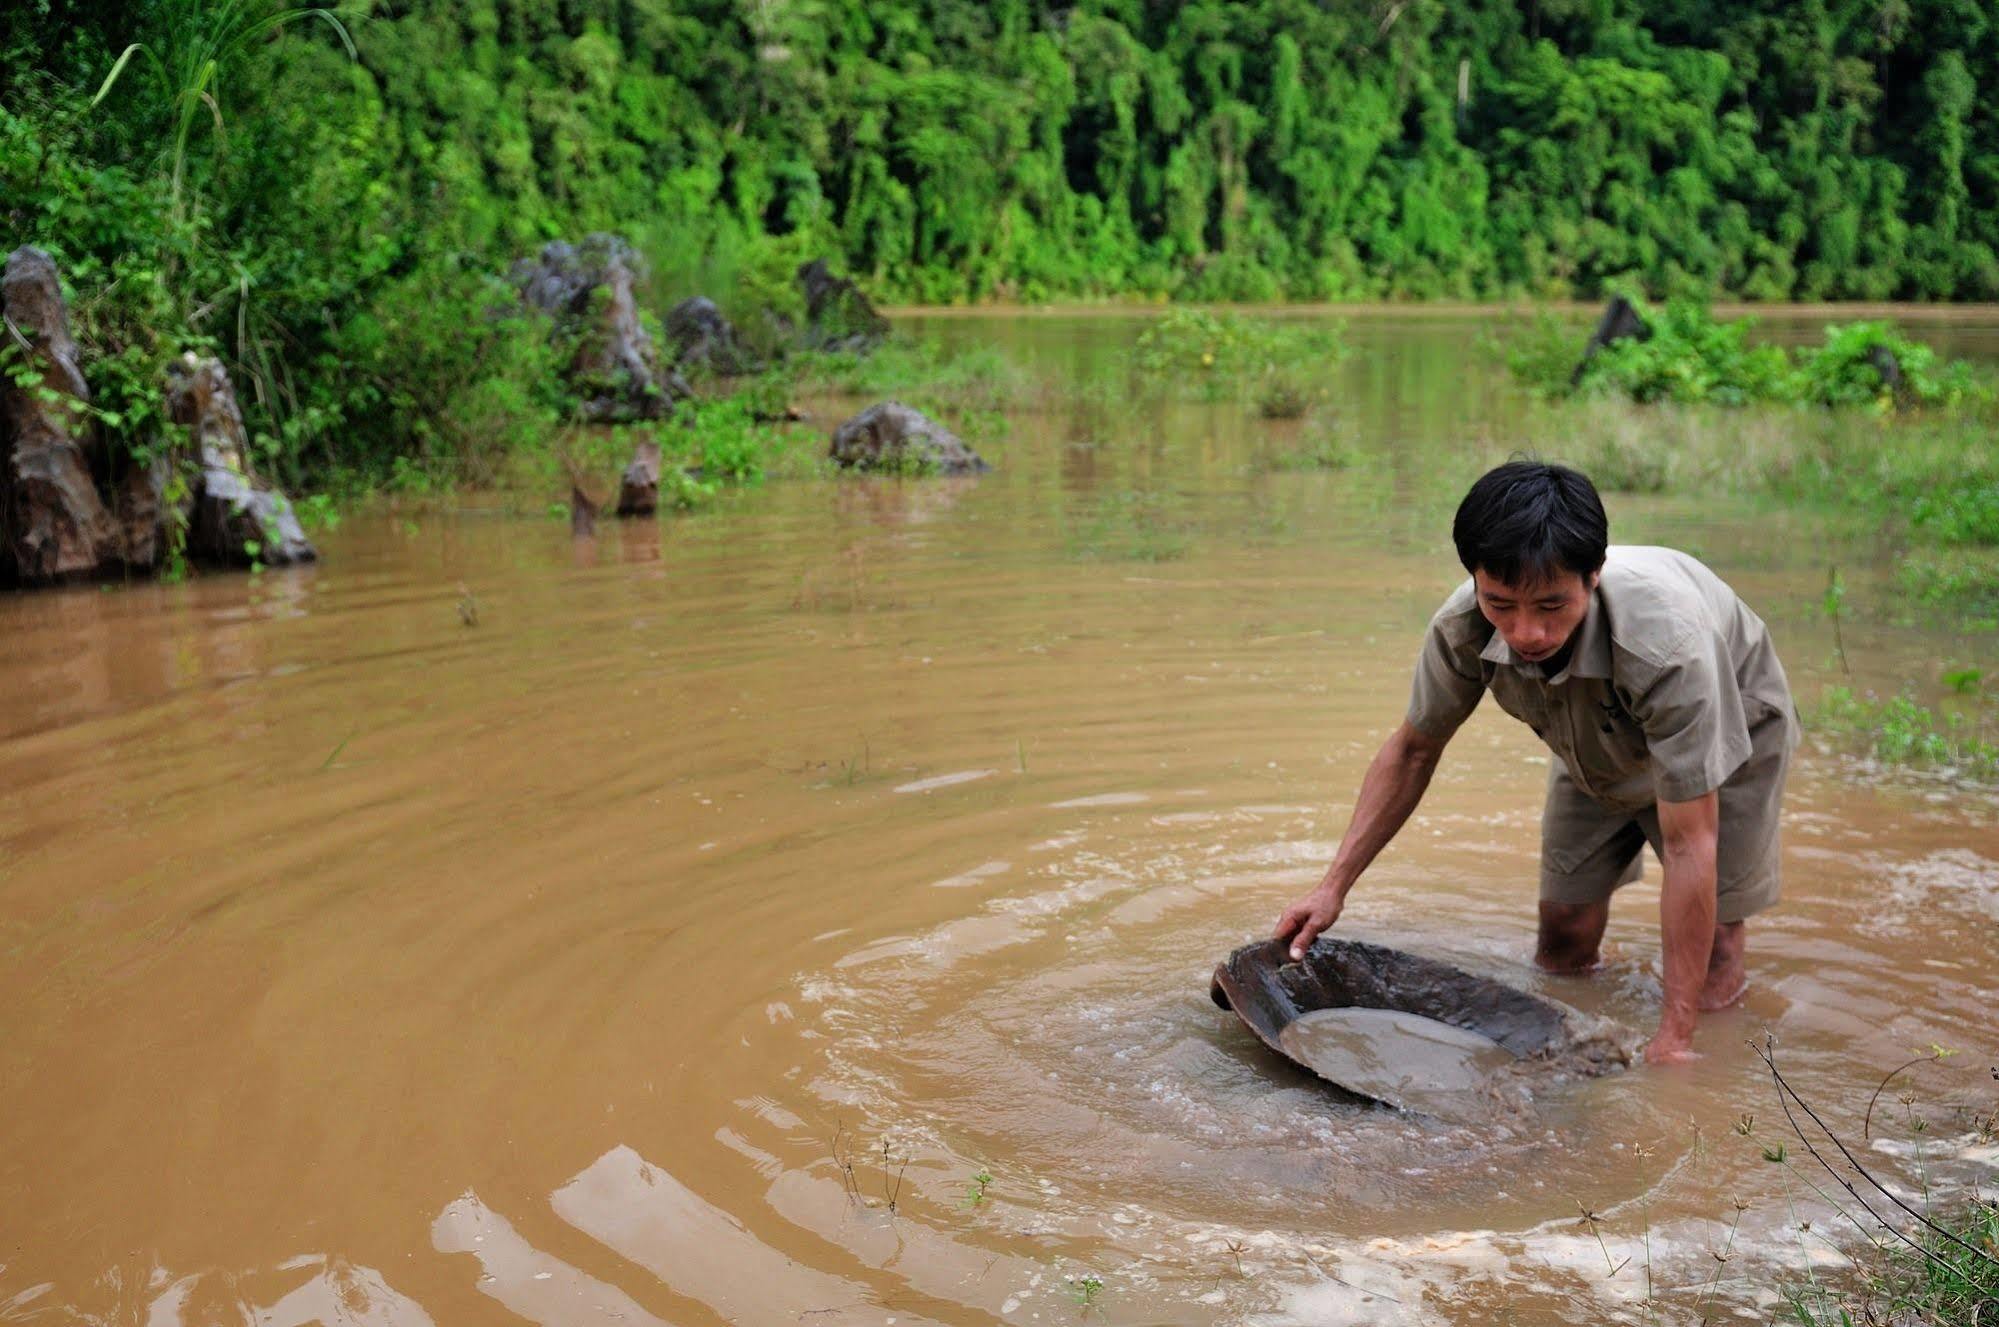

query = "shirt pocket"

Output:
[[1576, 685, 1650, 774]]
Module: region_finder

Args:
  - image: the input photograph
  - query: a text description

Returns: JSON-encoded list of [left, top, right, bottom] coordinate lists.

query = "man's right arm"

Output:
[[1273, 720, 1450, 959]]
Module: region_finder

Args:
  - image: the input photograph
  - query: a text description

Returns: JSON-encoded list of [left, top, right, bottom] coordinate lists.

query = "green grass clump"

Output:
[[1066, 490, 1191, 562], [1899, 551, 1999, 623], [1809, 685, 1999, 781], [1132, 309, 1344, 407], [790, 340, 1040, 418], [1263, 423, 1360, 473], [1784, 1200, 1999, 1327]]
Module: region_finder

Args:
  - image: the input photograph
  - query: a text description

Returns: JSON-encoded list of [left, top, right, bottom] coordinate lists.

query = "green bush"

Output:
[[1790, 321, 1986, 409], [1131, 310, 1345, 405], [1574, 298, 1790, 406], [1523, 300, 1993, 414], [1899, 550, 1999, 619], [674, 396, 791, 486]]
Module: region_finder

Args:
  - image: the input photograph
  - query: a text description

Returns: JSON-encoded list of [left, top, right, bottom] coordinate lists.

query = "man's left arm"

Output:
[[1629, 624, 1748, 1066], [1649, 790, 1719, 1065]]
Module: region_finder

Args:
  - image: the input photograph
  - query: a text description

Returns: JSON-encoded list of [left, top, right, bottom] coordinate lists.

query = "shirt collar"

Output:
[[1478, 590, 1612, 681]]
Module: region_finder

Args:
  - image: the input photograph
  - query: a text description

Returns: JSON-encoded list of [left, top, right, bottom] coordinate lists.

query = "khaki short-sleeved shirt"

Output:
[[1406, 545, 1800, 812]]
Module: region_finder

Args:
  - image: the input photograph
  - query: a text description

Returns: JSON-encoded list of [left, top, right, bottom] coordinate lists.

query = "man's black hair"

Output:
[[1452, 460, 1608, 585]]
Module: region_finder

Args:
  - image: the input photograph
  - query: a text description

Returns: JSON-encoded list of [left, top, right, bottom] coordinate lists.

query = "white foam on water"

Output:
[[894, 768, 997, 793]]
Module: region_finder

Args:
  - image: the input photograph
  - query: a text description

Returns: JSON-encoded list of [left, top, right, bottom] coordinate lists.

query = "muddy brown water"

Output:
[[2, 313, 1996, 1325]]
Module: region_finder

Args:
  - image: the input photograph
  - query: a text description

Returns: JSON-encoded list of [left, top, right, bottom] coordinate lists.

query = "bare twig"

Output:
[[1754, 1037, 1999, 1275], [1865, 1050, 1944, 1140], [1298, 1248, 1404, 1304]]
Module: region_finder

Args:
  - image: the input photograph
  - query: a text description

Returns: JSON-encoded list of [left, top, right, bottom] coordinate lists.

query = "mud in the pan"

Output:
[[1278, 1007, 1518, 1113]]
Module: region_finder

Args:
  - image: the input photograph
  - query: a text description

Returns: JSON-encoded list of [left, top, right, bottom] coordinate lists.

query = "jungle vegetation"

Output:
[[3, 0, 1998, 486]]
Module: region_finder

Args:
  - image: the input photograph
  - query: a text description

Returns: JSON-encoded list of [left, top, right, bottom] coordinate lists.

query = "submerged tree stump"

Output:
[[1571, 295, 1652, 385], [615, 440, 661, 516]]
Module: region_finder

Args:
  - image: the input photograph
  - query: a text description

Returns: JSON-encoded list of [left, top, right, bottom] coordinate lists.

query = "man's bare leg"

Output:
[[1701, 920, 1748, 1010], [1536, 899, 1610, 973]]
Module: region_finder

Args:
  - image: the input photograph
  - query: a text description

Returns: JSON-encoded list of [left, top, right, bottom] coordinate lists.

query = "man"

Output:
[[1274, 461, 1798, 1064]]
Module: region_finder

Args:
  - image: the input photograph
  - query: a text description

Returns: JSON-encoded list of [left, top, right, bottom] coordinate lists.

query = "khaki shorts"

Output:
[[1539, 719, 1792, 925]]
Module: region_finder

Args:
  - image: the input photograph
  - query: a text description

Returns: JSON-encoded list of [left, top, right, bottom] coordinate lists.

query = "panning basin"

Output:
[[1210, 937, 1628, 1111]]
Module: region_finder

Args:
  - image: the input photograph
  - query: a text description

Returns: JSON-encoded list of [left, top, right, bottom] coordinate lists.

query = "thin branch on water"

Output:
[[1298, 1249, 1404, 1304], [1754, 1037, 1999, 1275], [1864, 1050, 1944, 1141]]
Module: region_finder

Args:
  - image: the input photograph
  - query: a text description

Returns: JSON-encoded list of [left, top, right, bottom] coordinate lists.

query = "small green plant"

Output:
[[1065, 1272, 1105, 1310], [659, 467, 719, 511], [1822, 566, 1849, 675], [1132, 309, 1344, 406], [1067, 489, 1191, 562], [838, 737, 871, 786], [1580, 297, 1790, 406], [1265, 427, 1359, 473], [1911, 482, 1999, 546], [960, 1168, 993, 1208], [1811, 687, 1999, 781], [1898, 551, 1999, 621], [1755, 1039, 1999, 1327], [1254, 369, 1320, 419], [295, 492, 341, 532], [1941, 668, 1984, 695]]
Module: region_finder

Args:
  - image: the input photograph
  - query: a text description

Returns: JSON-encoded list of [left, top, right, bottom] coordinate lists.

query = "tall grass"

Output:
[[91, 1, 357, 215]]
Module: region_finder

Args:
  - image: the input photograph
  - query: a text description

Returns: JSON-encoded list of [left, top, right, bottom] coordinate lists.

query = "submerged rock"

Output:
[[1571, 294, 1651, 385], [615, 439, 661, 516], [512, 235, 688, 422], [664, 296, 755, 376], [0, 246, 122, 582], [829, 402, 989, 477], [796, 258, 889, 352], [1211, 936, 1629, 1112], [166, 354, 316, 567]]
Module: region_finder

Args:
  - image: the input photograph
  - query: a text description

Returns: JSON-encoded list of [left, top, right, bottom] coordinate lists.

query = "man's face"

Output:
[[1472, 567, 1598, 666]]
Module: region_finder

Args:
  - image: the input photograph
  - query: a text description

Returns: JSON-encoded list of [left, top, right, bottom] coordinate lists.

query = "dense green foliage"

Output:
[[4, 0, 1999, 490]]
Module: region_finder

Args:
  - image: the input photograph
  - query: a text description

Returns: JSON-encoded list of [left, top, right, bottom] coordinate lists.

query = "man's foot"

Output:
[[1699, 920, 1749, 1010], [1699, 969, 1748, 1011], [1703, 927, 1751, 1011]]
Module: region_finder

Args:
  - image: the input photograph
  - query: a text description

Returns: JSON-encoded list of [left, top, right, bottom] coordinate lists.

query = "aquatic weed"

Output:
[[1066, 489, 1191, 562], [1809, 687, 1999, 782], [1131, 309, 1346, 408], [1064, 1272, 1105, 1312]]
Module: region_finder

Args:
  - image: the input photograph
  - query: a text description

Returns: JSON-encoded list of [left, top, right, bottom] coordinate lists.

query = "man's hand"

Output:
[[1275, 886, 1344, 961]]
